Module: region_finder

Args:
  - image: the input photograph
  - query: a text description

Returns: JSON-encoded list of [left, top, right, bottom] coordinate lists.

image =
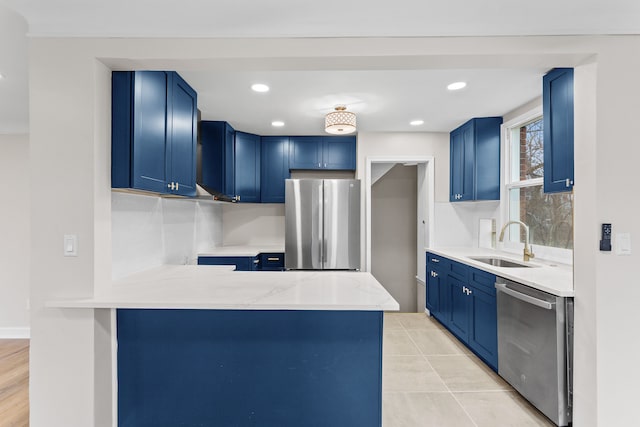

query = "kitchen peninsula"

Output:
[[49, 266, 399, 427]]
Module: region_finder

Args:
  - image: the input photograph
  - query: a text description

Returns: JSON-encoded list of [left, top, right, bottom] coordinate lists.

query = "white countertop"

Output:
[[198, 245, 285, 257], [426, 247, 574, 297], [47, 265, 400, 311]]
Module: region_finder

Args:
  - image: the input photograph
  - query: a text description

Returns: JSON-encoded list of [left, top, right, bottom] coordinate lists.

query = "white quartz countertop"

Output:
[[47, 265, 399, 311], [198, 245, 285, 257], [426, 247, 574, 297]]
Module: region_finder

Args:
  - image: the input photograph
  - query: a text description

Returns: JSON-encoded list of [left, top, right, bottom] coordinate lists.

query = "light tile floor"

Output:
[[382, 312, 555, 427]]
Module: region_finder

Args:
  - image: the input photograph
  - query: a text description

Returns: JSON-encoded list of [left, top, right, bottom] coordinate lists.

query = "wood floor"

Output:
[[0, 340, 29, 427]]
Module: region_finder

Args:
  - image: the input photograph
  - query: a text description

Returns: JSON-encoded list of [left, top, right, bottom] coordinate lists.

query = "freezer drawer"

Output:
[[496, 279, 572, 426]]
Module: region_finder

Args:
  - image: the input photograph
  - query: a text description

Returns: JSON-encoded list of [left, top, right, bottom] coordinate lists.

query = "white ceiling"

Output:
[[1, 1, 639, 135]]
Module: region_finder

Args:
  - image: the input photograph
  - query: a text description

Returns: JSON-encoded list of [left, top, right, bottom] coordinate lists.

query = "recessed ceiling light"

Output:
[[251, 83, 270, 93], [271, 121, 285, 127], [410, 120, 424, 126], [0, 73, 4, 80], [447, 81, 467, 91]]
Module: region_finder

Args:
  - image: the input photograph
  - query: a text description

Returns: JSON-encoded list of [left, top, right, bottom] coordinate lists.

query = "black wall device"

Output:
[[600, 223, 612, 251]]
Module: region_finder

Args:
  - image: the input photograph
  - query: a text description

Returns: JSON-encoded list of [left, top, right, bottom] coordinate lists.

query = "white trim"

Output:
[[0, 327, 30, 339], [365, 156, 435, 275]]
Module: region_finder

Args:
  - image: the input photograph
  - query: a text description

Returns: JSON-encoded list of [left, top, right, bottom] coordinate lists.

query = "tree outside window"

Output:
[[507, 118, 573, 249]]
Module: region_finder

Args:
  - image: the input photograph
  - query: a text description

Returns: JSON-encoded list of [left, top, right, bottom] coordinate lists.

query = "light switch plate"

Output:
[[64, 234, 78, 257], [615, 233, 632, 256]]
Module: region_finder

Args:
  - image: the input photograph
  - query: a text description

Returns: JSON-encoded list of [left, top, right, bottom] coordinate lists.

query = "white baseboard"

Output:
[[0, 327, 30, 339]]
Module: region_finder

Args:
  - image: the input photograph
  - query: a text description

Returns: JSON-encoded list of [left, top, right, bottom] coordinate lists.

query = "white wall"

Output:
[[25, 35, 640, 426], [222, 203, 285, 246], [357, 132, 449, 202], [111, 193, 223, 279], [433, 201, 500, 247], [0, 133, 30, 337]]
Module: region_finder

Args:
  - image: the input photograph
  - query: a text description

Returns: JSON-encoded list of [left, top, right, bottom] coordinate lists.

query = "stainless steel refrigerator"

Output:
[[285, 179, 360, 270]]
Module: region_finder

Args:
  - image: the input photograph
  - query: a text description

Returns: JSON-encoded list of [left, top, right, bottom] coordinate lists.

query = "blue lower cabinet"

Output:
[[468, 285, 498, 371], [259, 252, 285, 271], [447, 276, 471, 341], [117, 309, 384, 427], [425, 252, 498, 371]]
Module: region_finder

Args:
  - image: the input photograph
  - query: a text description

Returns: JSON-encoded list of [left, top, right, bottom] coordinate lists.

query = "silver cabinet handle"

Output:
[[324, 163, 327, 168], [267, 257, 281, 262], [176, 182, 179, 190], [495, 282, 554, 310], [433, 272, 438, 277], [431, 258, 439, 263]]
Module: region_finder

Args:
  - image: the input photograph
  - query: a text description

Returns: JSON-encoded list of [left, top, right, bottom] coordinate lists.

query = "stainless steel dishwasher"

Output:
[[495, 278, 573, 427]]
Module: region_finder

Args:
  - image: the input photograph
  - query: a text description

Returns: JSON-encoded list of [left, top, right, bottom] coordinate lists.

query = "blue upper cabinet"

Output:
[[261, 136, 290, 203], [289, 136, 356, 170], [199, 121, 235, 198], [543, 68, 574, 193], [167, 73, 198, 197], [289, 136, 324, 169], [112, 71, 197, 197], [234, 131, 261, 203], [199, 123, 260, 202], [449, 117, 502, 202]]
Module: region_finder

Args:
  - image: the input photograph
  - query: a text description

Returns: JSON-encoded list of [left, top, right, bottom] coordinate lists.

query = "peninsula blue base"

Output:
[[117, 309, 384, 427]]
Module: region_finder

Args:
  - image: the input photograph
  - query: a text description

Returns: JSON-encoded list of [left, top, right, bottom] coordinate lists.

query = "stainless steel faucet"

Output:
[[498, 220, 535, 262]]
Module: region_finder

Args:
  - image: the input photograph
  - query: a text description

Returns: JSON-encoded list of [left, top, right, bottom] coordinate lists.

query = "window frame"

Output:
[[500, 105, 573, 264]]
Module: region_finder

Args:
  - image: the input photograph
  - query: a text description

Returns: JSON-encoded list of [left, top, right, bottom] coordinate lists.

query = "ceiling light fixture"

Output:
[[271, 121, 285, 127], [0, 73, 4, 80], [251, 83, 270, 93], [447, 81, 467, 91], [410, 120, 424, 126], [325, 105, 356, 135]]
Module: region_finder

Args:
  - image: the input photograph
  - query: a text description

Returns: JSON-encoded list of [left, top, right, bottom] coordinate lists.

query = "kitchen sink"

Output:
[[469, 256, 537, 268]]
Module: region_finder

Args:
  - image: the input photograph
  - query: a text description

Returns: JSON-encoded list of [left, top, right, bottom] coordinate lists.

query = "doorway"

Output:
[[365, 157, 435, 313]]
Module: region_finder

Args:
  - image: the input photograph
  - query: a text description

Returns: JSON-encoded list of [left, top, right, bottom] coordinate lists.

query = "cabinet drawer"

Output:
[[259, 253, 285, 271], [469, 267, 496, 296], [427, 253, 447, 266]]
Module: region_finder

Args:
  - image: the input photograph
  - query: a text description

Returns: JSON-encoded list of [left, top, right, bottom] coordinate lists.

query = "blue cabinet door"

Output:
[[543, 68, 574, 193], [131, 71, 170, 193], [468, 285, 498, 371], [449, 123, 474, 201], [289, 136, 323, 169], [199, 121, 235, 198], [167, 72, 197, 197], [112, 71, 197, 196], [426, 253, 447, 319], [261, 137, 290, 203], [323, 136, 356, 170], [234, 132, 261, 203], [447, 276, 470, 342], [450, 118, 501, 202]]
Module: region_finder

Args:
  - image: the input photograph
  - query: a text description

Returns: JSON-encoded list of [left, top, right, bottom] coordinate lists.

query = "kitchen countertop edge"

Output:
[[46, 265, 400, 311]]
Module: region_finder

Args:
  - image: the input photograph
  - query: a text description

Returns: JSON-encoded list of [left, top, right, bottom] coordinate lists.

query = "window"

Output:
[[505, 116, 573, 250]]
